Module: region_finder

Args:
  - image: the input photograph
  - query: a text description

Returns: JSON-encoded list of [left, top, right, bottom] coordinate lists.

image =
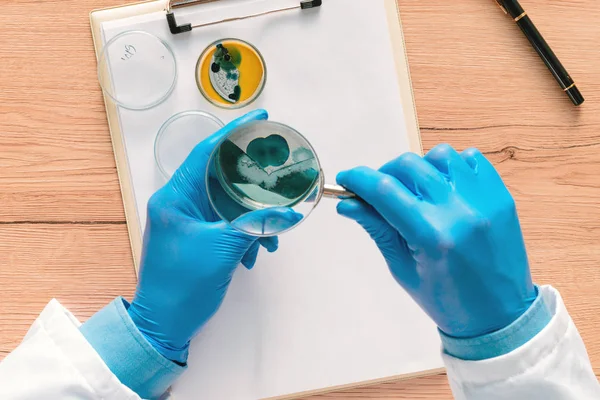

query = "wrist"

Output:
[[128, 302, 190, 364], [440, 285, 550, 361], [440, 281, 538, 338], [81, 298, 187, 399]]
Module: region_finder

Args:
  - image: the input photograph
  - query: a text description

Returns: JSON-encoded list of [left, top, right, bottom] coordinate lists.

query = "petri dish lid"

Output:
[[98, 30, 177, 110], [155, 110, 225, 180], [205, 120, 324, 237]]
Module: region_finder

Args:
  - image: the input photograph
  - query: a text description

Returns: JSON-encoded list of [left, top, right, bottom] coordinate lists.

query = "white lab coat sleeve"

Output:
[[0, 299, 141, 400], [443, 285, 600, 400]]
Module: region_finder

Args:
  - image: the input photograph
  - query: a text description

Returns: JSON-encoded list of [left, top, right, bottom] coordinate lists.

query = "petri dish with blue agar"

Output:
[[207, 120, 354, 237], [207, 121, 324, 237]]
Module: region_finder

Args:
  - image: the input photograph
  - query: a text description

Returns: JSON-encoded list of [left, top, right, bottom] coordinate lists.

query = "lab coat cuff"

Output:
[[81, 297, 186, 400], [442, 285, 572, 385], [440, 285, 551, 361]]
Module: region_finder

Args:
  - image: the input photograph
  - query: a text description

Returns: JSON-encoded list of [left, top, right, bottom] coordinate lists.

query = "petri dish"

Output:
[[155, 111, 225, 180], [98, 30, 177, 110], [206, 120, 324, 237], [196, 39, 267, 109]]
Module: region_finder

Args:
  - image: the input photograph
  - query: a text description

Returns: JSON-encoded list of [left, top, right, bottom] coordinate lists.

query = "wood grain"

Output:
[[0, 0, 599, 398], [0, 224, 137, 357]]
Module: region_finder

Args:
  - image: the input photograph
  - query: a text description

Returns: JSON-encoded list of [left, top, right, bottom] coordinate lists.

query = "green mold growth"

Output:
[[212, 44, 242, 72], [210, 44, 242, 102], [217, 136, 319, 208], [246, 135, 290, 169]]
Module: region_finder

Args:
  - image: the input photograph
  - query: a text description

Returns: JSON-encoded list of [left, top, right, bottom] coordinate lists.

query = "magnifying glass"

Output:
[[206, 120, 355, 237]]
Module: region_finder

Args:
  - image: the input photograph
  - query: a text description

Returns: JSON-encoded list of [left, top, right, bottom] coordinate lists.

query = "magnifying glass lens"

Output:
[[207, 120, 323, 237]]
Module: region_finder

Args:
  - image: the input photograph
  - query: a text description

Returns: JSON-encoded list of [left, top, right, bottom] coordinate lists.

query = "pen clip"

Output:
[[494, 0, 508, 14]]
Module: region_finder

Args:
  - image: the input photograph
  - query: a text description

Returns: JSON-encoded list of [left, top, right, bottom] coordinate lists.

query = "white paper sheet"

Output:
[[101, 1, 443, 399]]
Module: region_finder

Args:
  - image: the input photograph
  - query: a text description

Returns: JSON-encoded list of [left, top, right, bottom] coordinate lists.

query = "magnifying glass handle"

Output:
[[323, 184, 356, 200]]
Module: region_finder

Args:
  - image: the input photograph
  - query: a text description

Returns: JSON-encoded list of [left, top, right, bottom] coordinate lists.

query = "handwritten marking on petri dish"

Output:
[[121, 45, 137, 61]]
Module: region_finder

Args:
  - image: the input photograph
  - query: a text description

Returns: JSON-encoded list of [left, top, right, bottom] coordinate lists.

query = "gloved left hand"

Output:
[[127, 110, 278, 363]]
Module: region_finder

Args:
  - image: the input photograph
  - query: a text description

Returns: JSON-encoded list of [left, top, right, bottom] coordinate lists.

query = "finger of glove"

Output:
[[210, 221, 260, 269], [379, 152, 449, 202], [424, 144, 474, 181], [336, 167, 422, 243], [259, 236, 279, 253], [460, 148, 498, 177], [461, 147, 514, 199], [241, 241, 261, 270], [337, 199, 418, 287]]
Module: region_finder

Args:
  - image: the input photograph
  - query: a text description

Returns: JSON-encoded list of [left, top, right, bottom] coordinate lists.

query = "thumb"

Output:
[[168, 110, 269, 220], [218, 224, 268, 271], [337, 199, 417, 286], [178, 109, 269, 180], [337, 199, 397, 244]]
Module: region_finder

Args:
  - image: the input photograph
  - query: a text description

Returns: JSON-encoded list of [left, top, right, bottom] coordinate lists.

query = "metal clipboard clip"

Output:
[[166, 0, 323, 34]]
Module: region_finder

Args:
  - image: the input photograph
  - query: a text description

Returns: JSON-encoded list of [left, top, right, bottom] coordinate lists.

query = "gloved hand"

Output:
[[128, 110, 278, 363], [337, 144, 537, 338]]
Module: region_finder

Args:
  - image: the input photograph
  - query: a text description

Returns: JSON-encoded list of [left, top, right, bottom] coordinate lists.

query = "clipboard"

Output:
[[90, 0, 422, 272], [90, 2, 439, 399]]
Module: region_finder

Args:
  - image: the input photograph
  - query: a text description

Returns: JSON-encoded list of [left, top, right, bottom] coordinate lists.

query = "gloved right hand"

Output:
[[336, 144, 537, 338]]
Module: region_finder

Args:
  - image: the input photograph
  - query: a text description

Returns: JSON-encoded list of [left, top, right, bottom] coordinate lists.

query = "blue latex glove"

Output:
[[337, 144, 537, 338], [128, 110, 279, 363]]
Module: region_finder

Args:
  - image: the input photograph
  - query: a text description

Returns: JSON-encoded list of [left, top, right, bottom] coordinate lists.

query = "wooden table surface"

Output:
[[1, 0, 599, 398]]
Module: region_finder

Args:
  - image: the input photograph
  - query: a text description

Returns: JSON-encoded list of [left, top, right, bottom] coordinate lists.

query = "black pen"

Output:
[[495, 0, 584, 106]]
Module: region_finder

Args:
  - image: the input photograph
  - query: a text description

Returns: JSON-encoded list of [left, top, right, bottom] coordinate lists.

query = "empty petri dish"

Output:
[[196, 39, 266, 109], [206, 120, 324, 237], [98, 30, 177, 110], [155, 111, 225, 180]]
